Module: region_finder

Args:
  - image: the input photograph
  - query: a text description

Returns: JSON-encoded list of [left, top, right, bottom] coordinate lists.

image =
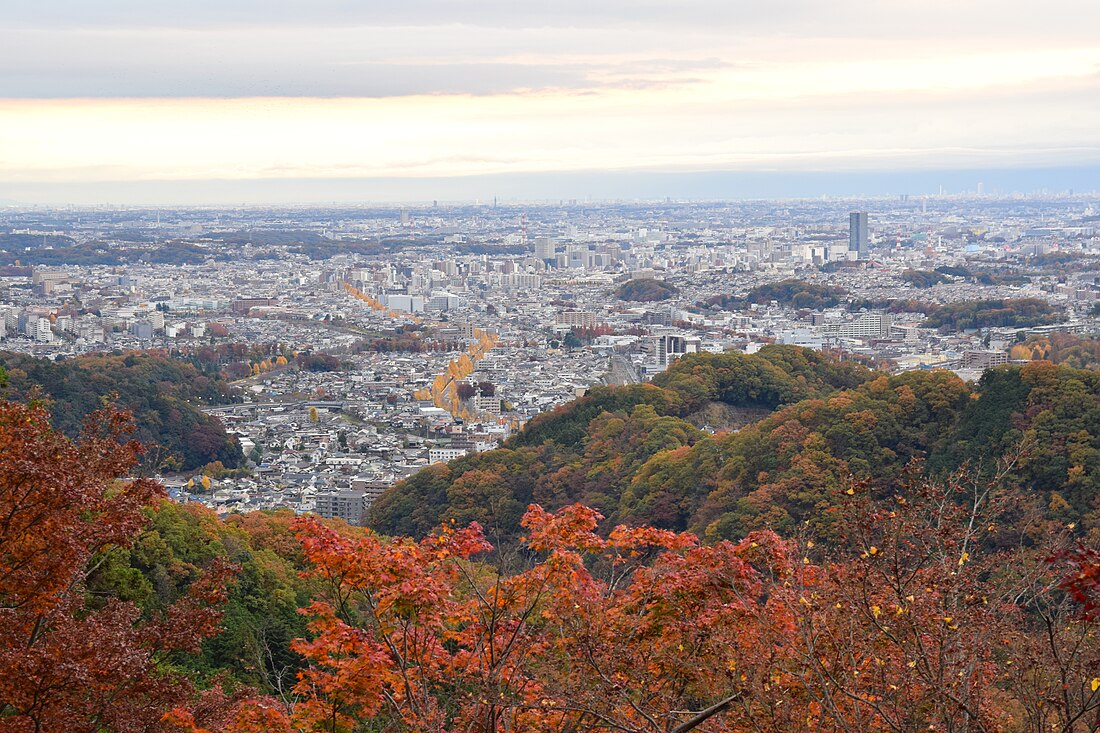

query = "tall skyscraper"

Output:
[[533, 237, 557, 262], [849, 211, 869, 260]]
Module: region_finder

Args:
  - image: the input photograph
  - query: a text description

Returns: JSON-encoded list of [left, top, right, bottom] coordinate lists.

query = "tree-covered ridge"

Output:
[[646, 370, 974, 540], [369, 347, 874, 538], [0, 400, 365, 729], [90, 501, 328, 697], [511, 345, 873, 449], [746, 278, 848, 308], [701, 279, 849, 311], [0, 401, 239, 731], [372, 349, 1100, 546], [0, 350, 242, 471], [613, 277, 679, 301], [921, 297, 1061, 330], [650, 346, 873, 412], [1009, 332, 1100, 369], [899, 269, 949, 288]]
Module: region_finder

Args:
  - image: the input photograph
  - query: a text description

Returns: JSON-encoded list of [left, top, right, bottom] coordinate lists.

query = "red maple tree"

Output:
[[0, 401, 236, 732], [221, 474, 1100, 732]]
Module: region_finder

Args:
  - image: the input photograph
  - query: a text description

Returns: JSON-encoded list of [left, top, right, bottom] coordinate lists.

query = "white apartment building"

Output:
[[555, 311, 598, 329], [428, 447, 468, 465], [824, 313, 893, 339], [34, 318, 53, 343]]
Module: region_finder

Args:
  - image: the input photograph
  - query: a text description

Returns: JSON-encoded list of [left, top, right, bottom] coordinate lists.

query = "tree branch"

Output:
[[669, 691, 741, 733]]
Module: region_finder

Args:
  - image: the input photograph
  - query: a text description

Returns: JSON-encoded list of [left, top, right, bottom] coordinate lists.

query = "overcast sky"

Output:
[[2, 0, 1099, 202]]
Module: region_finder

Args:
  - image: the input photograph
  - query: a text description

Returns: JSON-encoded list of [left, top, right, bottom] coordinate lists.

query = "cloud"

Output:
[[8, 0, 1100, 40], [4, 1, 1100, 100], [2, 0, 1099, 188], [2, 68, 1098, 184], [0, 27, 729, 98]]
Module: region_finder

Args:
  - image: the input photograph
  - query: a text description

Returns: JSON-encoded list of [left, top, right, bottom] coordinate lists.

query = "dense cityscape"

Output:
[[2, 192, 1098, 524]]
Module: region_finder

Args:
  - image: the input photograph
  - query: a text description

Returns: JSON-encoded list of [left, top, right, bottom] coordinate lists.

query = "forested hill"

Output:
[[613, 277, 679, 302], [369, 345, 875, 537], [369, 347, 1100, 543], [0, 350, 242, 471]]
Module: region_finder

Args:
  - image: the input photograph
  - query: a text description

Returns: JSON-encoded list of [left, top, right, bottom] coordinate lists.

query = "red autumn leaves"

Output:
[[0, 401, 238, 732], [2, 399, 1099, 733]]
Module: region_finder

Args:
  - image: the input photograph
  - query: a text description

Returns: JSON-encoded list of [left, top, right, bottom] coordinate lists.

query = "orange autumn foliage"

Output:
[[219, 478, 1100, 733]]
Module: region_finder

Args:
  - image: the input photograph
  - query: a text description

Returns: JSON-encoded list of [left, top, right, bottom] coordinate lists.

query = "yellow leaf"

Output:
[[871, 605, 882, 618], [1091, 678, 1100, 692], [869, 546, 878, 556], [846, 488, 855, 495]]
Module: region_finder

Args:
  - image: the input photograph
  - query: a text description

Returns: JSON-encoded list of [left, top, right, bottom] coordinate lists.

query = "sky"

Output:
[[2, 0, 1099, 204]]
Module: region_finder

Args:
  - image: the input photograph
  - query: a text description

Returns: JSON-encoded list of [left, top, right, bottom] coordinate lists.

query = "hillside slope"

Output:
[[369, 346, 873, 538], [371, 350, 1100, 544]]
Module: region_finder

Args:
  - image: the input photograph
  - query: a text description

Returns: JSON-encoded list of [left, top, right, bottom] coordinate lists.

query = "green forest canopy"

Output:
[[0, 350, 242, 471], [922, 298, 1061, 330]]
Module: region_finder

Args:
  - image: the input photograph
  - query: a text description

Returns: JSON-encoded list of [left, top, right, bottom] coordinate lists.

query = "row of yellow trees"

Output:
[[341, 283, 505, 421], [343, 283, 421, 324], [249, 354, 289, 376], [414, 328, 500, 420], [1009, 340, 1052, 361]]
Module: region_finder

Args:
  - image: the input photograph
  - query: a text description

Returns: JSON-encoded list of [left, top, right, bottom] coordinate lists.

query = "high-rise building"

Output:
[[849, 212, 869, 260], [130, 321, 153, 340], [315, 490, 369, 526], [827, 313, 893, 339], [653, 333, 700, 368], [534, 237, 557, 262], [34, 318, 53, 343]]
